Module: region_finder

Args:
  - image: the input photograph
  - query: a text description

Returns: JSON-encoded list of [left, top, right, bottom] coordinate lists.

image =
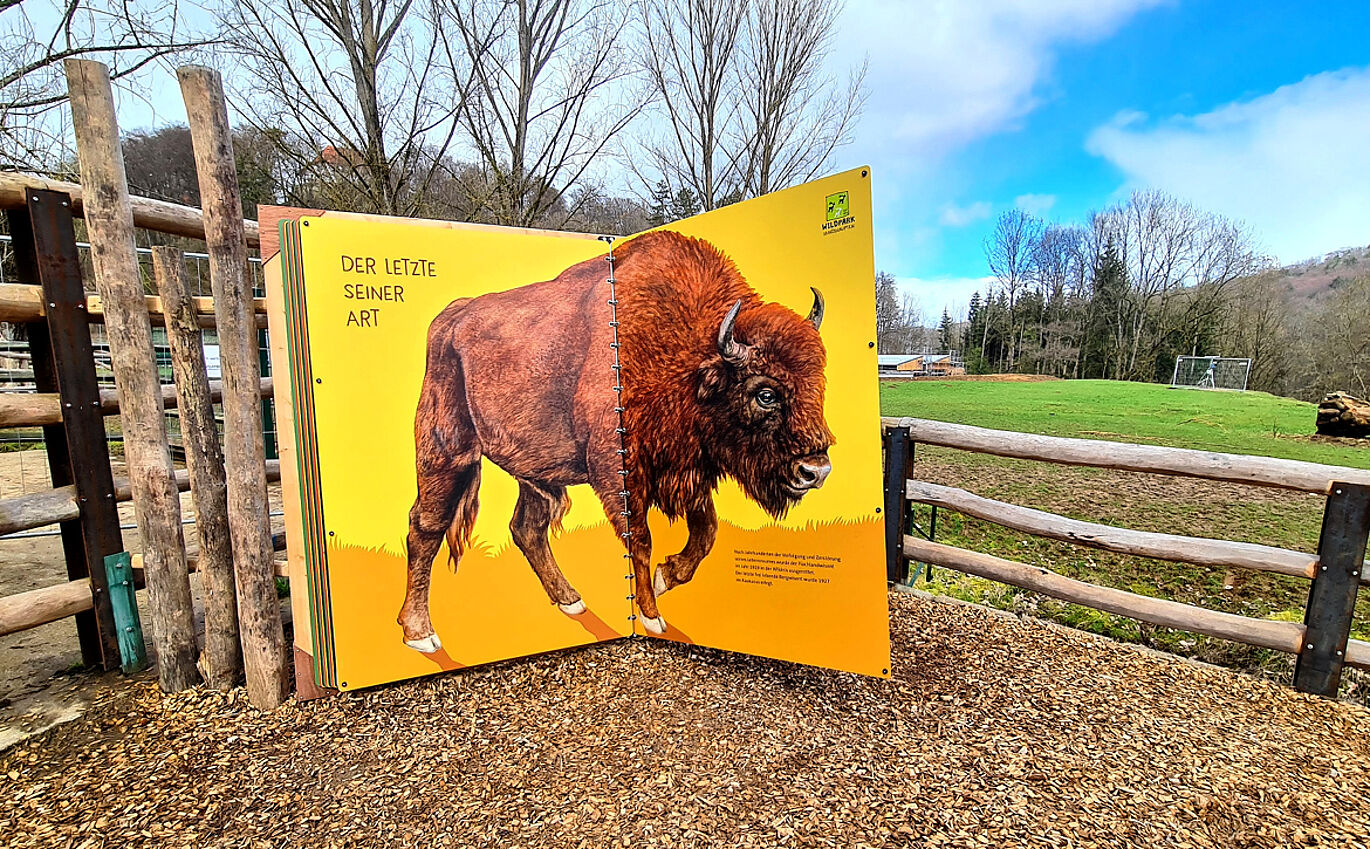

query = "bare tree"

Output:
[[1218, 270, 1294, 394], [438, 0, 641, 227], [984, 209, 1043, 370], [874, 270, 900, 352], [1030, 224, 1086, 377], [1093, 190, 1264, 380], [224, 0, 466, 216], [733, 0, 864, 197], [634, 0, 747, 210], [634, 0, 861, 210], [1, 0, 210, 170], [1291, 275, 1370, 400]]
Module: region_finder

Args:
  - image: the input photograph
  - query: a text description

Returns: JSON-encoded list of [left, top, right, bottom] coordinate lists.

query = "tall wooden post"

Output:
[[179, 65, 288, 707], [64, 59, 199, 691], [154, 247, 243, 687], [7, 192, 123, 669]]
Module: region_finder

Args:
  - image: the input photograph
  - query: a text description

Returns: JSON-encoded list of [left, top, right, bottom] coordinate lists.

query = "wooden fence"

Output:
[[0, 60, 287, 707], [883, 417, 1370, 698]]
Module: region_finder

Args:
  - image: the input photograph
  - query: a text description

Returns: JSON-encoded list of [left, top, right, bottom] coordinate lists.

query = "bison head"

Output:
[[695, 288, 836, 517]]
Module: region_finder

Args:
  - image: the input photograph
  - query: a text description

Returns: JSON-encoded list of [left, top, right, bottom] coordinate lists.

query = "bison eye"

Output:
[[755, 387, 779, 408]]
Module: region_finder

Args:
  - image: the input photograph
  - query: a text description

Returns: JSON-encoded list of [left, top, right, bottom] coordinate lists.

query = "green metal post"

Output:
[[102, 552, 148, 674]]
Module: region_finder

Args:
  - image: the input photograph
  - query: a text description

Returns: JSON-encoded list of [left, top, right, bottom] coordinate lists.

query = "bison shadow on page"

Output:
[[398, 230, 834, 652]]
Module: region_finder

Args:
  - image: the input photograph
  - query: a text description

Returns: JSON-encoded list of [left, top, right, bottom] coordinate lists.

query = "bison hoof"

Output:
[[652, 567, 669, 597], [640, 615, 666, 635], [558, 599, 587, 615], [405, 633, 443, 654]]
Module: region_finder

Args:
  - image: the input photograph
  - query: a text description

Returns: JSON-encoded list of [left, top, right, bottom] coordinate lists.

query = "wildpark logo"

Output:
[[823, 191, 855, 235]]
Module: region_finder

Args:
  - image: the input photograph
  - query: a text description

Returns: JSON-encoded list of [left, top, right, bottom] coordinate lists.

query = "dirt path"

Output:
[[2, 592, 1366, 848], [0, 449, 285, 747]]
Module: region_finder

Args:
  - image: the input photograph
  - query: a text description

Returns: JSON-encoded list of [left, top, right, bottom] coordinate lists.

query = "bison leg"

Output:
[[652, 500, 717, 597], [594, 486, 663, 634], [626, 510, 664, 635], [402, 348, 482, 654], [510, 480, 585, 613], [401, 460, 481, 653]]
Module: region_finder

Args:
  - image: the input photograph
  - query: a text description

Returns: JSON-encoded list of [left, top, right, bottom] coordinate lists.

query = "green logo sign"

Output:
[[825, 191, 850, 221]]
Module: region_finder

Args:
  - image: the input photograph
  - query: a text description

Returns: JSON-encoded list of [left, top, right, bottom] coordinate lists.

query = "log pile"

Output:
[[1316, 392, 1370, 438]]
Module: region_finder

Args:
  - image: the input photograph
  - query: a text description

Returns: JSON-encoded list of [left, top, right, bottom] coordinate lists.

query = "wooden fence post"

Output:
[[884, 426, 912, 584], [6, 191, 122, 669], [153, 247, 242, 687], [64, 58, 200, 691], [179, 64, 288, 708], [1294, 482, 1370, 697]]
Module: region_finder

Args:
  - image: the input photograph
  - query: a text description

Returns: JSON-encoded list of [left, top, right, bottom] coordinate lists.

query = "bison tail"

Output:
[[549, 489, 571, 536], [443, 463, 482, 568]]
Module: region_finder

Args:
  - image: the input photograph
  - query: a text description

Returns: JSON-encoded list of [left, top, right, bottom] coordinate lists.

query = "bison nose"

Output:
[[795, 456, 832, 490]]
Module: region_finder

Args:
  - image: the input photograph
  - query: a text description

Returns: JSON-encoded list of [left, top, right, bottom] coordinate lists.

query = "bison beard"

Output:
[[399, 231, 834, 651]]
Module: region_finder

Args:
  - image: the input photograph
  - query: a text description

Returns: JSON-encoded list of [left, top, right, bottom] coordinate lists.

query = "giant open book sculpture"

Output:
[[262, 168, 889, 695]]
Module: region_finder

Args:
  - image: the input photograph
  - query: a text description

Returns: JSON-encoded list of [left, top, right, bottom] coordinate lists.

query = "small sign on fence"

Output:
[[202, 343, 221, 379]]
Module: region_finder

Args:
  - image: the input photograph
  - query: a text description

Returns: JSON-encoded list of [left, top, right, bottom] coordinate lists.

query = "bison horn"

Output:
[[807, 287, 825, 331], [718, 300, 748, 365]]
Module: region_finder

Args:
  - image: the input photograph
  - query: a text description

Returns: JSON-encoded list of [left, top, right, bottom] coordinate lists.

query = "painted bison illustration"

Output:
[[399, 230, 834, 651]]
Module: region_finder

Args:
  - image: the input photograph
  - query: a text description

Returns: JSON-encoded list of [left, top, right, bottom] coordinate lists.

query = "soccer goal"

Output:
[[1170, 356, 1251, 391]]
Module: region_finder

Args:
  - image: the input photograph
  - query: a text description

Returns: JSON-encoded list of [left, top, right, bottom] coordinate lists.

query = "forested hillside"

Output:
[[876, 199, 1370, 402]]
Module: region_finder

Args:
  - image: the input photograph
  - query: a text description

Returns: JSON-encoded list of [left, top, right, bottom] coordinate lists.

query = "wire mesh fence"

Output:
[[0, 233, 275, 514]]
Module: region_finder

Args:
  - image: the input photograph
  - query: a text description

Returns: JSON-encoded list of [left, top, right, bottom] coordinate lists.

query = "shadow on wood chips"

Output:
[[2, 593, 1366, 848]]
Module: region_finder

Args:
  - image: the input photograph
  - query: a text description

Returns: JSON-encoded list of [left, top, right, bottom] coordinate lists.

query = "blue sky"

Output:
[[834, 0, 1370, 320], [93, 1, 1370, 321]]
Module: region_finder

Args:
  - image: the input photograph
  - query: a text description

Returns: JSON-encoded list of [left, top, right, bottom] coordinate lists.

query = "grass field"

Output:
[[879, 378, 1370, 696], [881, 378, 1370, 468]]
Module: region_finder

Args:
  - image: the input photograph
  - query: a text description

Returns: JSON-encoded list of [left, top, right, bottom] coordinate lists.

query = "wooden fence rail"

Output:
[[903, 536, 1308, 654], [0, 461, 282, 538], [882, 416, 1370, 494], [903, 536, 1370, 671], [905, 479, 1370, 584], [0, 376, 274, 428], [0, 171, 261, 247], [884, 419, 1370, 698], [0, 538, 289, 638], [0, 283, 269, 327]]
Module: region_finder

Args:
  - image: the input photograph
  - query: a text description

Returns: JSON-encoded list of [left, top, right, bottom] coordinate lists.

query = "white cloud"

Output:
[[835, 0, 1166, 269], [1014, 193, 1057, 215], [897, 275, 996, 322], [939, 200, 993, 226], [1087, 66, 1370, 264], [840, 0, 1166, 160]]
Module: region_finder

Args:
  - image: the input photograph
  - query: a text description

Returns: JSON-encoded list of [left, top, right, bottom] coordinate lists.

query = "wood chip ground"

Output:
[[2, 593, 1367, 848]]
